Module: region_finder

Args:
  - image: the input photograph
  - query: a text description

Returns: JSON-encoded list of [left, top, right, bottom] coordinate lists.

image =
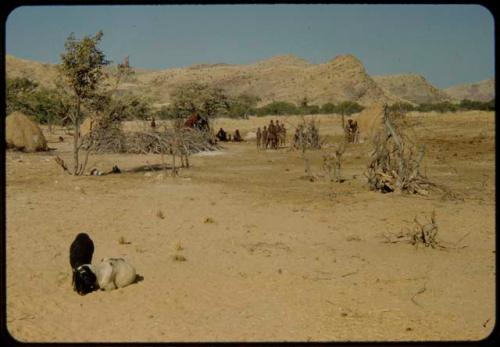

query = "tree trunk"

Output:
[[73, 97, 81, 175], [341, 111, 347, 141]]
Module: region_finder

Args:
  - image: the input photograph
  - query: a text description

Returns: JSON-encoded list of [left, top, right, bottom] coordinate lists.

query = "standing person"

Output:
[[275, 120, 281, 148], [256, 127, 262, 149], [268, 120, 277, 149], [352, 120, 359, 143], [262, 126, 268, 149], [150, 116, 156, 129], [281, 123, 287, 146], [346, 119, 353, 142]]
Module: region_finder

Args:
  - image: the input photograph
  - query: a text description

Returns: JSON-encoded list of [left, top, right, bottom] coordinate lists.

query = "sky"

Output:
[[5, 4, 495, 88]]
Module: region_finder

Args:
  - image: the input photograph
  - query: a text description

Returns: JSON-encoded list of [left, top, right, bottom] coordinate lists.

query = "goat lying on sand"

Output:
[[92, 257, 137, 291]]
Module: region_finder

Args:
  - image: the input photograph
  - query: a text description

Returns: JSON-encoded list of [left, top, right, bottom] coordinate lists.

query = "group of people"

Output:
[[345, 119, 359, 143], [256, 119, 286, 150], [216, 128, 243, 142]]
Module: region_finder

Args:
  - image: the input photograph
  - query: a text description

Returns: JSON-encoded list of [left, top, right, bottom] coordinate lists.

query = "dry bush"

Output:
[[289, 117, 324, 180], [323, 141, 345, 182], [292, 117, 322, 150], [382, 211, 442, 249], [365, 105, 435, 195]]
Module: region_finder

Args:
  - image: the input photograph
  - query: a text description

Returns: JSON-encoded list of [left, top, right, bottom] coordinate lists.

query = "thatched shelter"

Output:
[[354, 102, 385, 143], [5, 112, 48, 152]]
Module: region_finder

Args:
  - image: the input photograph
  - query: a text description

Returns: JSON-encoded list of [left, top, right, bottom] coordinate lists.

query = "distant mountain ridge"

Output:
[[444, 79, 495, 102], [6, 54, 494, 107], [372, 74, 451, 104]]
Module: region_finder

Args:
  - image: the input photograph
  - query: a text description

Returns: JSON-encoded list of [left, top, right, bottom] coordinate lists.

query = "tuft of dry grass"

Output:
[[173, 254, 187, 262], [175, 241, 184, 251], [135, 246, 146, 253], [204, 217, 215, 224], [156, 210, 165, 219], [118, 236, 131, 245]]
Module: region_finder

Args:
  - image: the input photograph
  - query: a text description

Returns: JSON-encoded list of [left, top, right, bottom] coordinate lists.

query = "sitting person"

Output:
[[233, 129, 243, 142], [216, 127, 228, 141]]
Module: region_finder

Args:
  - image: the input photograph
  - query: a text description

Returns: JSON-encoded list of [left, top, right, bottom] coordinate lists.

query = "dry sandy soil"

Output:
[[5, 111, 495, 342]]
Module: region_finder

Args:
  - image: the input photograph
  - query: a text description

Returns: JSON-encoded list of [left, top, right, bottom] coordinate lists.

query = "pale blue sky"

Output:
[[5, 4, 495, 88]]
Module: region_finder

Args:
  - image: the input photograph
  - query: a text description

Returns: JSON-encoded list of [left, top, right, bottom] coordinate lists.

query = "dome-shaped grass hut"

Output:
[[6, 112, 48, 152]]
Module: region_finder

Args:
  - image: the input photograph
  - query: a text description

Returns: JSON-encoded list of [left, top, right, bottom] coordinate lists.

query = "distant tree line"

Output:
[[7, 76, 495, 126], [389, 99, 495, 113], [248, 100, 364, 117]]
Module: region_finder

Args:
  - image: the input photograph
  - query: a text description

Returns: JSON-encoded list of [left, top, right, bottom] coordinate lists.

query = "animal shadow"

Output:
[[134, 274, 145, 284]]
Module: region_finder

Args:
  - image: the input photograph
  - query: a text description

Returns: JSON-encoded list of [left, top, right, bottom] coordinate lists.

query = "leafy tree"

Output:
[[485, 99, 495, 111], [59, 30, 110, 175], [388, 102, 415, 113], [337, 101, 364, 115], [6, 77, 71, 132], [299, 104, 321, 115], [252, 101, 299, 116], [416, 101, 457, 113], [6, 77, 39, 115], [227, 93, 261, 119], [170, 82, 230, 120]]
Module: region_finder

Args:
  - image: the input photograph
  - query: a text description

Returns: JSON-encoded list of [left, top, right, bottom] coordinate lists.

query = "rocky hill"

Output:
[[444, 79, 495, 102], [6, 54, 405, 107], [372, 74, 451, 104], [9, 53, 490, 108], [6, 55, 60, 89]]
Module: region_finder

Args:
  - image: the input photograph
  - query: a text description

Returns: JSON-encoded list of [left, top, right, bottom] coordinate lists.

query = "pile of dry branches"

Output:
[[81, 118, 126, 153], [81, 121, 219, 155], [365, 105, 435, 195], [125, 128, 219, 155]]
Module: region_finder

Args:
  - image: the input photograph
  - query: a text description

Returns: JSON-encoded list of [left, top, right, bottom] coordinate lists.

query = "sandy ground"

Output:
[[5, 112, 495, 342]]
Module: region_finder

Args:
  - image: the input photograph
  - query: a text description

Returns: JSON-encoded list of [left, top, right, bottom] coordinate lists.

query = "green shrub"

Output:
[[252, 101, 300, 116], [336, 101, 364, 115], [320, 102, 337, 114]]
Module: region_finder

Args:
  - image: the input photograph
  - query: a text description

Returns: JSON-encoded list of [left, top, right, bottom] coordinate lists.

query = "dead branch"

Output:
[[411, 282, 427, 307], [54, 156, 71, 174]]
